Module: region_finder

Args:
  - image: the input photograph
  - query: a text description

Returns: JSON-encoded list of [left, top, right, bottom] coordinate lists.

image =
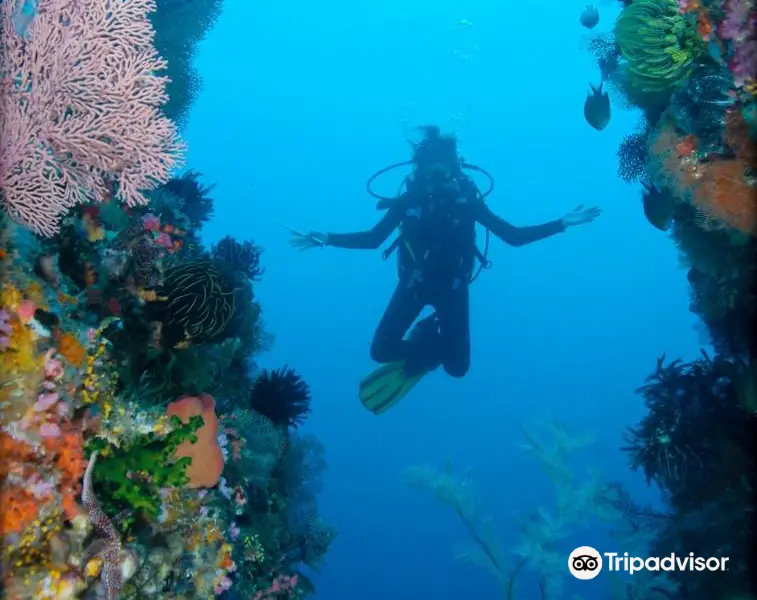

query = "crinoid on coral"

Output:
[[627, 352, 757, 599], [149, 259, 242, 348], [613, 0, 704, 104], [623, 351, 752, 499], [249, 367, 312, 428], [161, 170, 216, 230], [212, 235, 265, 281]]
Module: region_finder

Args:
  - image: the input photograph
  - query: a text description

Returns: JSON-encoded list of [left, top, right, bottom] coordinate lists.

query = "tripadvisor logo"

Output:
[[569, 546, 603, 580], [604, 552, 730, 575], [568, 547, 730, 579]]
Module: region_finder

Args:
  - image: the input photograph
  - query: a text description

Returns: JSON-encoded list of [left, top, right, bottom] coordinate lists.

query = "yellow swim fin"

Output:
[[359, 361, 426, 415]]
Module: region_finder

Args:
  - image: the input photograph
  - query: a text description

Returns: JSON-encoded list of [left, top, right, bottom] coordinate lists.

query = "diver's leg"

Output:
[[434, 285, 471, 378], [370, 283, 424, 365]]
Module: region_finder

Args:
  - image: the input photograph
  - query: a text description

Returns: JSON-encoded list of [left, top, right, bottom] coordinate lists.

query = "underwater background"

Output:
[[186, 1, 701, 599], [1, 0, 755, 599]]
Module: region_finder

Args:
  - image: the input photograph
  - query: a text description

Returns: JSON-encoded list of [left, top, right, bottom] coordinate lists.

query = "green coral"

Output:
[[87, 415, 204, 527], [614, 0, 702, 99]]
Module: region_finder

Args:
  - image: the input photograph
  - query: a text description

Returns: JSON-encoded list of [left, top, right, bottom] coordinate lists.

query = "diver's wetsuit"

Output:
[[325, 186, 565, 378]]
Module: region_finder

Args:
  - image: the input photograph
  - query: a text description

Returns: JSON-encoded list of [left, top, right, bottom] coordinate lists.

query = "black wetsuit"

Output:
[[325, 179, 565, 378]]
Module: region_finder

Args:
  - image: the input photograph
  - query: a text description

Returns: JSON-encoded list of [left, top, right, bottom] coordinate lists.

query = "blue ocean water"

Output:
[[182, 1, 704, 598]]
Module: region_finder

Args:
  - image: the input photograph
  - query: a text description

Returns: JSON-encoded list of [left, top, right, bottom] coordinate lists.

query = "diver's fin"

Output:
[[359, 361, 426, 415]]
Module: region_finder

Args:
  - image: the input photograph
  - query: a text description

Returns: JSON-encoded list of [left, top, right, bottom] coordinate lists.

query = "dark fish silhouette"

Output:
[[579, 5, 600, 28], [641, 182, 674, 231], [584, 82, 610, 131]]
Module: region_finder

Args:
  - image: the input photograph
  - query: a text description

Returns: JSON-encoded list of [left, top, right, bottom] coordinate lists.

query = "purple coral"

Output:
[[720, 0, 757, 86]]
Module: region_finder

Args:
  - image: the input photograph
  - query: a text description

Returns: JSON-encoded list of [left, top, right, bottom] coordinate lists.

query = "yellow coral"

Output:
[[85, 557, 103, 577], [0, 290, 45, 423]]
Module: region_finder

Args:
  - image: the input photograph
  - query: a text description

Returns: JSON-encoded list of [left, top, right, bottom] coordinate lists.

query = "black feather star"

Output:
[[249, 367, 312, 428]]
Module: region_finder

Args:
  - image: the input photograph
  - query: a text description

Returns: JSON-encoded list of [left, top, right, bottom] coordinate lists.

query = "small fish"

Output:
[[584, 82, 610, 131], [579, 5, 599, 29], [641, 182, 674, 231]]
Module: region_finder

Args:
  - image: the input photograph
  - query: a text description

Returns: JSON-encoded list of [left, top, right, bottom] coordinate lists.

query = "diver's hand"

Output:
[[561, 205, 601, 228], [289, 230, 327, 251]]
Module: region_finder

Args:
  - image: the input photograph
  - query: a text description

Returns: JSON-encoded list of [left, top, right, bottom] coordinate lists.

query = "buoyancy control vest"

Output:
[[381, 174, 492, 288]]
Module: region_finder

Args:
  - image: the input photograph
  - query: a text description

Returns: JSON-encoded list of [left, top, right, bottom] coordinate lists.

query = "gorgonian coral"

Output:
[[0, 0, 185, 236]]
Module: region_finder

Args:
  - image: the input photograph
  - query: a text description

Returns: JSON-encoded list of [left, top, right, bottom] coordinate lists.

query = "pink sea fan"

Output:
[[0, 0, 186, 236]]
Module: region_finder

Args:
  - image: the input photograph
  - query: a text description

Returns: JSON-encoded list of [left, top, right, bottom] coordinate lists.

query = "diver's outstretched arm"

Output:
[[325, 206, 404, 250], [474, 203, 565, 247]]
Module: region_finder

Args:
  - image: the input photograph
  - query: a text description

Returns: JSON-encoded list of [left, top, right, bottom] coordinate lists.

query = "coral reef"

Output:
[[0, 165, 335, 598], [583, 3, 757, 597], [624, 352, 756, 598], [0, 2, 336, 586]]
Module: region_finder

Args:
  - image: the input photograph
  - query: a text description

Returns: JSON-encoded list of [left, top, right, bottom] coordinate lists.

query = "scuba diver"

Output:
[[288, 126, 601, 415]]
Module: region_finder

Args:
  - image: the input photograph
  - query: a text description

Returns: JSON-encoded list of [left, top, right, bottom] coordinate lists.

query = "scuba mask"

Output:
[[365, 125, 495, 208], [410, 126, 462, 193]]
